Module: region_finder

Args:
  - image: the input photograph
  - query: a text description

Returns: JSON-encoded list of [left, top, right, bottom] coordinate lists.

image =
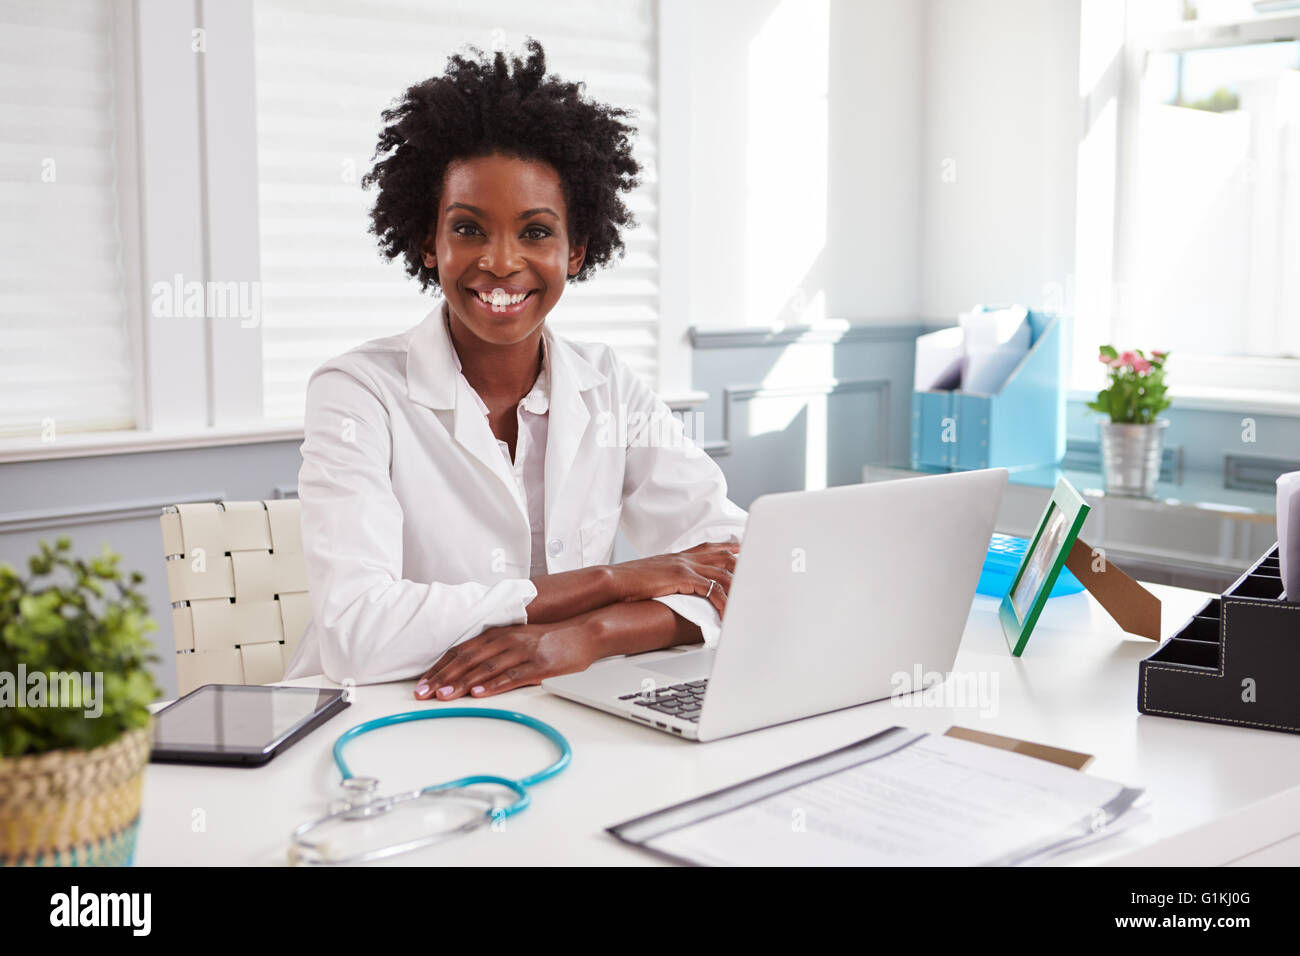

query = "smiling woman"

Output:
[[282, 38, 748, 698]]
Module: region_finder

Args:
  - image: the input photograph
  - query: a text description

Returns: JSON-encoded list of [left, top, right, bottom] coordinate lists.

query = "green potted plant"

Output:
[[0, 537, 160, 866], [1087, 346, 1172, 497]]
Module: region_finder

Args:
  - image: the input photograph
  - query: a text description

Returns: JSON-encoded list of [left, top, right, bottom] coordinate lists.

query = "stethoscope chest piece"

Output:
[[331, 776, 381, 817]]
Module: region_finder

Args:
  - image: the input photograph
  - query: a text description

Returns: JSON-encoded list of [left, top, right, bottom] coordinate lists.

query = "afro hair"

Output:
[[361, 36, 642, 292]]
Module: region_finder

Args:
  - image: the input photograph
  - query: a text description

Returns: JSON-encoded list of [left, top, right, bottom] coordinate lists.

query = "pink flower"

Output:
[[1119, 350, 1140, 367], [1098, 352, 1112, 363], [1132, 356, 1151, 373], [1108, 358, 1123, 369]]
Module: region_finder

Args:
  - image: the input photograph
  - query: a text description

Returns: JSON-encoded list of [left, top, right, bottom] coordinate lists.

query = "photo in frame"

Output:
[[999, 478, 1091, 656]]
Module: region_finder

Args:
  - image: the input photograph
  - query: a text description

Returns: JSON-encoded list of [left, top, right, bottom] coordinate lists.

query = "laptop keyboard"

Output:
[[618, 680, 708, 722]]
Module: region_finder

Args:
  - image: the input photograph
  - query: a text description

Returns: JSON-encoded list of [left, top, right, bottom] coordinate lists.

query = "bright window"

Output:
[[0, 0, 136, 439], [1119, 3, 1300, 367]]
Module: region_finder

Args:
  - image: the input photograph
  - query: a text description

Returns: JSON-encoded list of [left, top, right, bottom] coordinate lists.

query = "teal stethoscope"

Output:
[[289, 708, 571, 865]]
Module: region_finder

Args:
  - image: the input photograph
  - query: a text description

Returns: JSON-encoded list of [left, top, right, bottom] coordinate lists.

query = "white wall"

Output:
[[679, 0, 1081, 330], [919, 0, 1082, 322], [682, 0, 925, 328], [827, 0, 925, 321]]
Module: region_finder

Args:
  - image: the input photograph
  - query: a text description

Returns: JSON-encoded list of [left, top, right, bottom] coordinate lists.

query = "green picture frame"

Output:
[[999, 477, 1091, 657]]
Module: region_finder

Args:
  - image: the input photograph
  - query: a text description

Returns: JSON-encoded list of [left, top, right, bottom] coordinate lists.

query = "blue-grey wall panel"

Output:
[[692, 325, 918, 508]]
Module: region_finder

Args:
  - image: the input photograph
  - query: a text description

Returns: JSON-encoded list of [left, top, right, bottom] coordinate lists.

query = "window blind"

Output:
[[253, 0, 660, 423], [0, 0, 136, 439]]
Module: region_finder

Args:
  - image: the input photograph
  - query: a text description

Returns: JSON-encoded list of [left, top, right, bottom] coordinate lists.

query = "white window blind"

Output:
[[0, 0, 136, 439], [253, 0, 660, 423]]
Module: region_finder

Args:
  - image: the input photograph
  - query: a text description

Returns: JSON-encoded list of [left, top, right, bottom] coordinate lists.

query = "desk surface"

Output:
[[136, 584, 1300, 866]]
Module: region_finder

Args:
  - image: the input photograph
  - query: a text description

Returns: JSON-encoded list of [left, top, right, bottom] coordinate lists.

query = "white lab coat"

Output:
[[283, 302, 748, 685]]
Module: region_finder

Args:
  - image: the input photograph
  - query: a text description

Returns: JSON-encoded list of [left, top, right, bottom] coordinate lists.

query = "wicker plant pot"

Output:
[[0, 726, 150, 866]]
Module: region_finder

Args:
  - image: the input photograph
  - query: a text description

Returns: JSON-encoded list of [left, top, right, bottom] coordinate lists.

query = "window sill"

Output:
[[0, 423, 305, 464], [0, 394, 713, 464]]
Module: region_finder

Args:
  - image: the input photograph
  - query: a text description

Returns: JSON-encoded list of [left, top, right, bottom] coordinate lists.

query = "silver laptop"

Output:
[[543, 468, 1008, 742]]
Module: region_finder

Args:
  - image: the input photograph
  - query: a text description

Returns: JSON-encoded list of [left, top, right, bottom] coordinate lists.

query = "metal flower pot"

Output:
[[1099, 419, 1169, 498]]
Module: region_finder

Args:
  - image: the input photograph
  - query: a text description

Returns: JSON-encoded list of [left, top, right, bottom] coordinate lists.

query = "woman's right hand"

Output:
[[610, 539, 741, 617]]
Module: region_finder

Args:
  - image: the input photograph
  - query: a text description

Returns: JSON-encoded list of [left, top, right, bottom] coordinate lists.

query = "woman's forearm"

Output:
[[578, 599, 703, 658], [527, 540, 740, 626], [528, 569, 704, 655], [526, 566, 623, 624]]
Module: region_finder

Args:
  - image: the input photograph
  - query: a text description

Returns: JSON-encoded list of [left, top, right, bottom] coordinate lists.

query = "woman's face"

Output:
[[422, 153, 586, 346]]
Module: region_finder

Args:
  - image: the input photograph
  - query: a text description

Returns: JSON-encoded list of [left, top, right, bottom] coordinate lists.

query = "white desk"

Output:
[[135, 583, 1300, 866]]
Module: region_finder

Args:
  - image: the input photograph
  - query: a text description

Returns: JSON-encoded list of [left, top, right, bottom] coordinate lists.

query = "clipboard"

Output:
[[608, 726, 1116, 866], [943, 726, 1093, 770]]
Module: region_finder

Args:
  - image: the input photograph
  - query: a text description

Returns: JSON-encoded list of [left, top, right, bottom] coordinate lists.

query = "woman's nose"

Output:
[[477, 234, 525, 274]]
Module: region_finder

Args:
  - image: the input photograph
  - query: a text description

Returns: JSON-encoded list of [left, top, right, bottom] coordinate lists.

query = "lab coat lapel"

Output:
[[452, 379, 529, 523], [406, 303, 528, 525], [543, 328, 607, 532]]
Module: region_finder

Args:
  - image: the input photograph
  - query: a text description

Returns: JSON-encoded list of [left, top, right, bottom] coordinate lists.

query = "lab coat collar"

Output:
[[406, 300, 606, 411], [405, 300, 609, 533]]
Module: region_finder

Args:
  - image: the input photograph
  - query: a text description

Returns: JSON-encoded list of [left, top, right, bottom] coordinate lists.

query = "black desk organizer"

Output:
[[1139, 544, 1300, 735]]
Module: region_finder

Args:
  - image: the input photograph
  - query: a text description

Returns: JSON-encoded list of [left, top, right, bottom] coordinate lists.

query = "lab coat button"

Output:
[[547, 539, 563, 556]]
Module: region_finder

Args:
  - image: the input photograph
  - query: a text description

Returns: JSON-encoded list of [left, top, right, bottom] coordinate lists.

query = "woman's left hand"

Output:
[[414, 619, 599, 701]]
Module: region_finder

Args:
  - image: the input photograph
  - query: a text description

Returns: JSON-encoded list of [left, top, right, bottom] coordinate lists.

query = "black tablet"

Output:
[[150, 684, 350, 766]]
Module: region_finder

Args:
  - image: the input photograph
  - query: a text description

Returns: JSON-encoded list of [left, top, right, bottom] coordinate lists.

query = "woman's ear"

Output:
[[420, 230, 437, 269], [567, 239, 588, 278]]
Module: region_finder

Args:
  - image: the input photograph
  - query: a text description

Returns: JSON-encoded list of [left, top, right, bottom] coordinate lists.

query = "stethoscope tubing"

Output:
[[331, 706, 572, 818]]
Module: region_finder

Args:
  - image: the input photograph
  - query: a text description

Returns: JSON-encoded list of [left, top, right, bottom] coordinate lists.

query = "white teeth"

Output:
[[476, 289, 529, 308]]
